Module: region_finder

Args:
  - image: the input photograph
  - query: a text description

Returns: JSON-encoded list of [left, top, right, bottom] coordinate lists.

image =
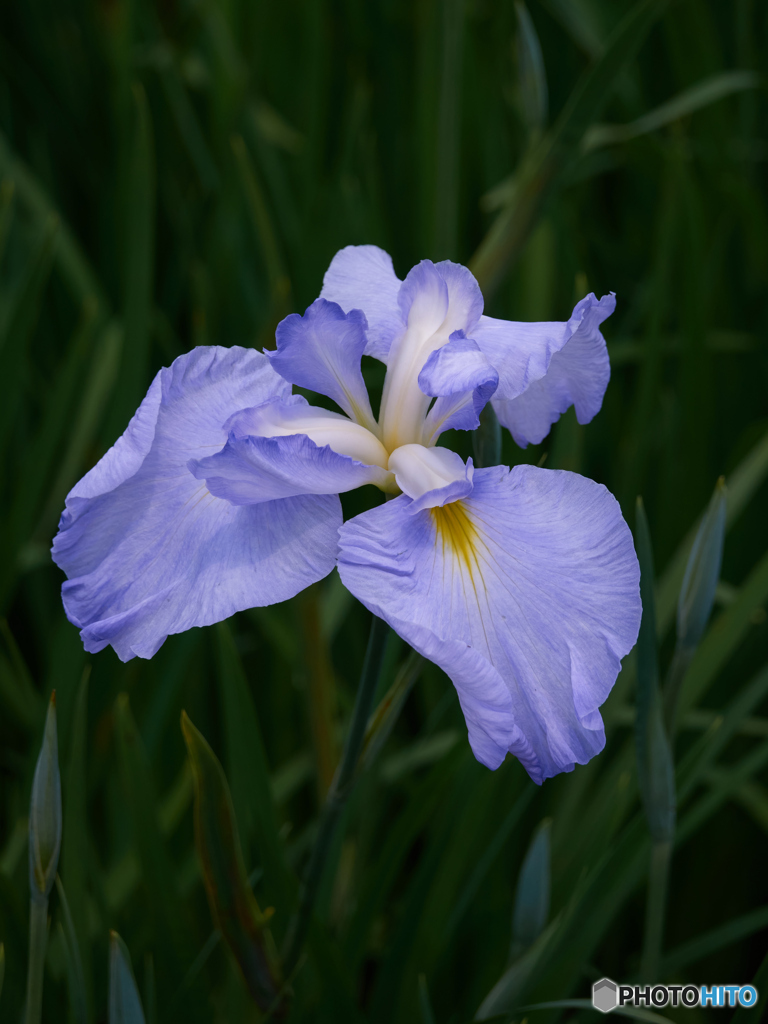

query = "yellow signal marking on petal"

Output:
[[430, 501, 481, 576]]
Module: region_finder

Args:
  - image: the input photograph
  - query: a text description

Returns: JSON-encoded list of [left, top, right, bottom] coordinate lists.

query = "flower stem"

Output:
[[25, 895, 48, 1024], [282, 614, 390, 975], [640, 838, 672, 983]]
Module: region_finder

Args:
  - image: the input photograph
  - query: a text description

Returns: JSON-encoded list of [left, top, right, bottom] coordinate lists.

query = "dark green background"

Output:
[[0, 0, 767, 1021]]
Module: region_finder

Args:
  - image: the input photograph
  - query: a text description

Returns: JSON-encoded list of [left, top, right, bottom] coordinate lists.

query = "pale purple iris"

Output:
[[52, 246, 641, 784]]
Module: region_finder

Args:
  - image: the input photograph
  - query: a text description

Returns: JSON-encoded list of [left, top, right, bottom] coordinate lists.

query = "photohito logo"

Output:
[[592, 978, 759, 1012]]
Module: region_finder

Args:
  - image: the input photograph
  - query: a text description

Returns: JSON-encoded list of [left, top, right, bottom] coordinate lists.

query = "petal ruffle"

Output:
[[470, 293, 615, 447], [419, 333, 499, 440], [337, 464, 640, 783], [52, 346, 339, 661], [320, 245, 403, 362], [269, 299, 377, 431], [191, 431, 392, 503]]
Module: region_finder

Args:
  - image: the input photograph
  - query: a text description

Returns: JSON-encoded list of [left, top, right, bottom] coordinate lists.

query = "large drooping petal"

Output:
[[269, 299, 377, 432], [470, 293, 615, 446], [338, 464, 640, 783], [419, 333, 499, 441], [191, 431, 393, 504], [320, 245, 404, 361], [52, 346, 340, 661]]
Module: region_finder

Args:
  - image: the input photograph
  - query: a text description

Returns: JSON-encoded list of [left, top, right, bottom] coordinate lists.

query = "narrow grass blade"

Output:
[[0, 130, 108, 314], [583, 71, 761, 151], [500, 998, 674, 1024], [634, 500, 675, 844], [665, 478, 726, 730], [107, 83, 155, 437], [418, 974, 437, 1024], [55, 876, 87, 1024], [61, 669, 91, 1000], [0, 618, 43, 731], [231, 134, 290, 325], [677, 478, 727, 653], [109, 932, 146, 1024], [470, 0, 669, 295], [511, 819, 551, 958], [730, 949, 768, 1024], [432, 0, 465, 259], [514, 2, 548, 134], [181, 711, 284, 1012], [0, 942, 4, 1005], [215, 623, 295, 923], [476, 916, 563, 1020], [35, 321, 122, 542], [446, 783, 536, 941], [657, 426, 768, 637], [676, 662, 768, 803], [472, 403, 502, 470], [114, 694, 200, 999], [361, 649, 424, 771], [677, 546, 768, 719], [662, 904, 768, 976], [0, 178, 15, 265]]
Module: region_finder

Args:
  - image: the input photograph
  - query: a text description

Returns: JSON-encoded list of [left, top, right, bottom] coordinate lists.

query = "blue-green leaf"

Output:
[[511, 819, 551, 957]]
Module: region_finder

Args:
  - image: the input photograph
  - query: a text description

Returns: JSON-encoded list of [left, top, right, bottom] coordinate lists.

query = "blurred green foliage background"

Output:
[[0, 0, 767, 1021]]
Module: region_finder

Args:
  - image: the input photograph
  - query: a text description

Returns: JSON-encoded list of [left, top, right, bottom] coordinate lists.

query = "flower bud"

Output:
[[28, 692, 62, 901]]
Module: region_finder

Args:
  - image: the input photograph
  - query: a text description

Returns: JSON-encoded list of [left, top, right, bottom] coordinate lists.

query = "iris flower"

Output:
[[52, 246, 640, 783]]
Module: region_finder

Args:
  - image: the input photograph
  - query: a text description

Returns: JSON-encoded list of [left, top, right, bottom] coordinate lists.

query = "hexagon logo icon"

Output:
[[593, 978, 618, 1013]]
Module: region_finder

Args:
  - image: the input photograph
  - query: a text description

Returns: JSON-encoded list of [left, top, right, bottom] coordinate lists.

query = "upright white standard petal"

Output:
[[227, 397, 390, 470], [378, 261, 485, 450]]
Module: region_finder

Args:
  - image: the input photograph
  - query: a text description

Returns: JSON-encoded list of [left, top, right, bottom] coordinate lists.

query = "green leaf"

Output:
[[231, 134, 290, 323], [0, 129, 108, 315], [215, 622, 295, 926], [113, 693, 201, 1005], [634, 499, 675, 843], [664, 478, 727, 730], [511, 819, 551, 957], [475, 916, 563, 1020], [472, 403, 502, 470], [61, 669, 91, 1005], [107, 83, 155, 437], [506, 998, 674, 1024], [33, 321, 122, 543], [109, 932, 147, 1024], [677, 546, 768, 720], [730, 948, 768, 1024], [181, 711, 284, 1012], [657, 425, 768, 638], [0, 618, 43, 731], [55, 876, 88, 1024], [470, 0, 669, 295], [676, 477, 727, 653], [361, 649, 424, 772], [514, 2, 548, 134], [0, 942, 4, 1006], [662, 904, 768, 976], [583, 70, 761, 150]]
